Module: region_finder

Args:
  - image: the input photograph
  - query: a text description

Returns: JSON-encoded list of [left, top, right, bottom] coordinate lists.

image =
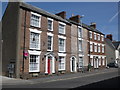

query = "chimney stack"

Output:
[[90, 22, 96, 29], [69, 15, 80, 23], [106, 34, 113, 41], [56, 11, 66, 19]]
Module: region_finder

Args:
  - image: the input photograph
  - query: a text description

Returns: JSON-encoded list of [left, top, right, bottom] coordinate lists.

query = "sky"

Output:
[[1, 1, 119, 41]]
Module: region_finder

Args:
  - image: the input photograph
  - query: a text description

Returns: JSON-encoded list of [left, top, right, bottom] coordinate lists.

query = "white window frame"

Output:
[[58, 35, 66, 52], [78, 40, 82, 52], [102, 45, 105, 53], [78, 57, 84, 68], [47, 18, 53, 31], [78, 26, 82, 38], [99, 57, 101, 66], [94, 44, 97, 52], [90, 44, 93, 52], [101, 35, 104, 41], [98, 44, 101, 53], [47, 32, 54, 51], [28, 50, 41, 72], [58, 56, 66, 71], [89, 31, 92, 39], [94, 32, 97, 40], [58, 22, 66, 34], [30, 12, 41, 28], [29, 28, 41, 50], [98, 34, 100, 41]]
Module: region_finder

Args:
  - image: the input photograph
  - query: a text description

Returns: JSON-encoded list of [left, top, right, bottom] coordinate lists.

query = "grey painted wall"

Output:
[[105, 39, 115, 64]]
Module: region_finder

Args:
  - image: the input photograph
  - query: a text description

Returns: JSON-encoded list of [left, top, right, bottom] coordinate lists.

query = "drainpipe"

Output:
[[22, 10, 27, 73]]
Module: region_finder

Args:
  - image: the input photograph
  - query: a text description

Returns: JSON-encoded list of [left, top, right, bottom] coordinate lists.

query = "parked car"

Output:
[[107, 62, 118, 68]]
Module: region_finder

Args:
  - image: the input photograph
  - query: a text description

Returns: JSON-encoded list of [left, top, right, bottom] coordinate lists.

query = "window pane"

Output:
[[79, 40, 82, 51], [78, 28, 82, 38], [29, 55, 39, 71], [31, 14, 40, 27], [48, 20, 52, 30], [58, 56, 65, 70], [59, 24, 65, 34], [79, 57, 83, 68], [30, 32, 40, 49], [48, 36, 52, 50], [59, 38, 65, 51]]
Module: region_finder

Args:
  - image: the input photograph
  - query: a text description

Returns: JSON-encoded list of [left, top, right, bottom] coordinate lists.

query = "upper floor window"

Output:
[[94, 45, 97, 52], [89, 31, 92, 39], [101, 35, 104, 41], [30, 12, 41, 28], [79, 40, 82, 51], [47, 18, 53, 31], [59, 22, 66, 34], [102, 45, 105, 53], [98, 34, 100, 41], [30, 32, 40, 50], [47, 35, 53, 51], [59, 38, 65, 52], [94, 33, 97, 40], [98, 45, 101, 53], [90, 44, 93, 52], [78, 27, 82, 38]]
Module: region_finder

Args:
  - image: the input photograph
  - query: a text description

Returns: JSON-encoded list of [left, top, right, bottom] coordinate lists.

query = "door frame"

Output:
[[45, 55, 55, 74], [70, 56, 77, 72]]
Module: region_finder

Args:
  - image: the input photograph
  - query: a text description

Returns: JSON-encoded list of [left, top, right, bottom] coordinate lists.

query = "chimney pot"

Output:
[[90, 22, 96, 29], [69, 15, 80, 23]]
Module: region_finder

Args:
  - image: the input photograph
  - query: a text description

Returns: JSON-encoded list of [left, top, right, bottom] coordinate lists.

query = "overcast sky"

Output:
[[2, 2, 119, 41]]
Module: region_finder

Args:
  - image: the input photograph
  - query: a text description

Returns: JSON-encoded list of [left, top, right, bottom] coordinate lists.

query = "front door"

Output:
[[48, 56, 52, 74]]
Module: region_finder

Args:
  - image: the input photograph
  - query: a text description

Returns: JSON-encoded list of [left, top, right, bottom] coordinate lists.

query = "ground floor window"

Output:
[[58, 56, 65, 70], [29, 55, 39, 72], [78, 57, 83, 68]]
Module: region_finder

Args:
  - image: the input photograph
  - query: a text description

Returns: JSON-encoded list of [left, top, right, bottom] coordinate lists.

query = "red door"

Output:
[[48, 59, 51, 74]]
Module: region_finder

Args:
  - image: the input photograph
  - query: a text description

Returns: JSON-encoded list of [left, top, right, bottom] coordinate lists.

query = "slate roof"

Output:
[[19, 2, 104, 35], [19, 2, 71, 24], [67, 19, 104, 35]]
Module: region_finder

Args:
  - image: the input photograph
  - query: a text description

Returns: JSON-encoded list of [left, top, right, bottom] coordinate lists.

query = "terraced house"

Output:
[[2, 2, 106, 79]]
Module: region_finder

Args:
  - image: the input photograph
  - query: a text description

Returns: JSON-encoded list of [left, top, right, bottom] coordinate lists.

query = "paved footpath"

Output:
[[1, 68, 119, 86]]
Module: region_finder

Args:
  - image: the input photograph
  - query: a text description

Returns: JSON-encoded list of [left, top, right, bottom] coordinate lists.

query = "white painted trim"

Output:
[[58, 35, 66, 39], [70, 56, 77, 72], [58, 53, 66, 56], [78, 38, 83, 40], [47, 17, 53, 31], [47, 34, 53, 51], [59, 21, 66, 25], [29, 29, 41, 50], [47, 32, 54, 36], [47, 17, 53, 21], [29, 53, 41, 72], [79, 54, 84, 57], [29, 28, 42, 33], [78, 26, 82, 28], [31, 12, 41, 17], [89, 41, 105, 45], [28, 50, 41, 55], [31, 12, 41, 28], [45, 55, 55, 74]]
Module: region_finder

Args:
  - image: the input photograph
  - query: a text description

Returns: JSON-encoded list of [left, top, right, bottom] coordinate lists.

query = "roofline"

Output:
[[18, 2, 71, 25]]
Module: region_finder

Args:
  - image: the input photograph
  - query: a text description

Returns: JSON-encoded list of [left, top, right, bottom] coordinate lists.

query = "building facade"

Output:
[[2, 2, 106, 78], [87, 23, 106, 69]]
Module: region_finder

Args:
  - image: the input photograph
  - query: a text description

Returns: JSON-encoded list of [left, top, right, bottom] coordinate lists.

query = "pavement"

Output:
[[1, 68, 119, 86]]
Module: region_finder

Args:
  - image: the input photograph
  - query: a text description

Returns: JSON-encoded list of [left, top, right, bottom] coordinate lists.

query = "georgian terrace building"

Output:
[[2, 2, 71, 78], [2, 2, 106, 78], [87, 23, 106, 69]]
